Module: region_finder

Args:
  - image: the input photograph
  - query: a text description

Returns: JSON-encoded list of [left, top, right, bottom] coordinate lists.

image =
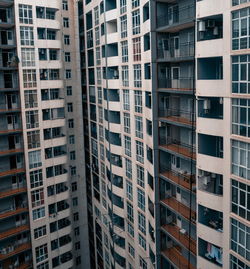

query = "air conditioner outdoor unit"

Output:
[[198, 21, 206, 32], [203, 99, 211, 110]]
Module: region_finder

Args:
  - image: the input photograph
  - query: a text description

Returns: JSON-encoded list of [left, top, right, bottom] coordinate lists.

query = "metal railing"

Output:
[[158, 78, 194, 90], [159, 108, 196, 123], [159, 137, 196, 153]]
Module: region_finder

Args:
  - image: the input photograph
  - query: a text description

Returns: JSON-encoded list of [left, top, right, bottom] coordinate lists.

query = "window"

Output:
[[26, 110, 39, 129], [19, 4, 33, 24], [74, 213, 79, 221], [132, 10, 140, 35], [124, 113, 131, 133], [62, 0, 68, 10], [65, 69, 71, 79], [124, 136, 131, 157], [232, 8, 250, 50], [122, 66, 129, 87], [30, 169, 43, 189], [67, 103, 73, 112], [127, 202, 134, 223], [232, 140, 250, 180], [232, 98, 250, 137], [137, 188, 145, 211], [20, 26, 34, 45], [71, 182, 77, 192], [133, 37, 141, 61], [29, 150, 42, 169], [69, 135, 75, 144], [49, 49, 58, 60], [23, 69, 36, 88], [126, 180, 133, 201], [232, 55, 250, 94], [34, 225, 46, 239], [120, 15, 127, 38], [36, 244, 48, 263], [24, 90, 37, 108], [95, 28, 100, 47], [135, 116, 143, 138], [96, 47, 101, 65], [125, 158, 132, 179], [72, 197, 78, 206], [134, 91, 143, 109], [139, 256, 147, 269], [121, 41, 128, 63], [98, 87, 102, 104], [37, 262, 49, 269], [137, 165, 144, 187], [231, 218, 250, 260], [138, 234, 146, 250], [97, 67, 102, 84], [64, 52, 71, 62], [136, 140, 144, 163], [120, 0, 127, 14], [68, 119, 74, 128], [128, 243, 135, 258], [70, 151, 76, 160], [27, 130, 40, 149], [67, 86, 72, 96], [231, 179, 250, 220], [64, 35, 70, 45], [71, 166, 76, 175], [94, 6, 99, 25], [123, 89, 130, 110], [63, 17, 69, 27], [138, 211, 146, 234], [134, 64, 142, 87], [128, 222, 134, 237], [230, 254, 249, 269], [132, 0, 140, 9], [21, 48, 35, 67], [33, 207, 45, 220]]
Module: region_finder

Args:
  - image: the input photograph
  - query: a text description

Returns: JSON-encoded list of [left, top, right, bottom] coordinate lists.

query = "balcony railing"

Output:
[[159, 137, 196, 159], [162, 224, 196, 255], [0, 167, 25, 178], [158, 78, 194, 91], [162, 245, 196, 269], [0, 223, 29, 240], [0, 203, 28, 219], [0, 183, 26, 199], [157, 42, 195, 61], [157, 4, 195, 29], [0, 242, 31, 260], [161, 196, 196, 223], [160, 166, 195, 192], [159, 108, 195, 127]]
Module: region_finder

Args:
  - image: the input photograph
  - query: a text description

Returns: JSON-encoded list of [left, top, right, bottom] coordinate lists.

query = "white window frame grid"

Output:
[[126, 180, 133, 201], [97, 67, 102, 84], [23, 69, 36, 88], [30, 169, 43, 189], [137, 165, 144, 188], [137, 187, 145, 211], [99, 125, 104, 142], [95, 27, 100, 46], [20, 26, 34, 45], [121, 41, 128, 63], [133, 37, 141, 61], [134, 90, 143, 113], [138, 233, 146, 250], [94, 6, 99, 26], [62, 0, 68, 10], [19, 4, 33, 24], [134, 64, 142, 87], [122, 66, 129, 87], [21, 48, 35, 67], [123, 89, 130, 110], [139, 256, 147, 269], [120, 0, 127, 14], [34, 225, 46, 239], [98, 106, 103, 123], [135, 116, 143, 139], [124, 135, 131, 157], [32, 207, 45, 220], [127, 202, 134, 223], [31, 188, 44, 208], [24, 90, 38, 108], [35, 244, 48, 263], [120, 15, 127, 38], [138, 211, 146, 234], [136, 140, 144, 163], [132, 0, 140, 9], [128, 243, 135, 258], [125, 158, 132, 179], [98, 87, 102, 104], [26, 110, 39, 129], [124, 112, 131, 134], [127, 222, 134, 237], [96, 47, 101, 65], [132, 9, 140, 35]]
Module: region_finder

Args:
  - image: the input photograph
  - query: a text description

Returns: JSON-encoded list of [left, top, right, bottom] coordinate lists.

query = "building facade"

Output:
[[0, 0, 89, 268]]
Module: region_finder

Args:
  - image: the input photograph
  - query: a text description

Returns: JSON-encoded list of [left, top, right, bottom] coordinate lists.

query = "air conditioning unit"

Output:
[[180, 228, 186, 235], [203, 176, 211, 185], [198, 21, 206, 32], [203, 99, 211, 110], [206, 19, 215, 28]]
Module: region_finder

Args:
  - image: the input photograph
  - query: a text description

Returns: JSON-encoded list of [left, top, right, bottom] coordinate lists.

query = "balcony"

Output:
[[160, 166, 195, 192], [157, 42, 194, 62], [0, 242, 31, 260], [158, 78, 194, 93], [159, 109, 195, 127], [198, 134, 223, 158], [0, 204, 28, 220], [157, 4, 195, 32], [198, 97, 223, 119], [0, 1, 14, 8], [0, 184, 26, 199], [0, 168, 25, 178], [159, 137, 196, 160], [161, 196, 196, 223], [162, 223, 196, 255], [162, 245, 196, 269], [0, 224, 29, 241], [0, 148, 23, 157]]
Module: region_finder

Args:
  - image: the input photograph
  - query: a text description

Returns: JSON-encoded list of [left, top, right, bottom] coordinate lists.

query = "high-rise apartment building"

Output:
[[0, 1, 89, 269], [0, 0, 249, 269], [82, 1, 250, 269]]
